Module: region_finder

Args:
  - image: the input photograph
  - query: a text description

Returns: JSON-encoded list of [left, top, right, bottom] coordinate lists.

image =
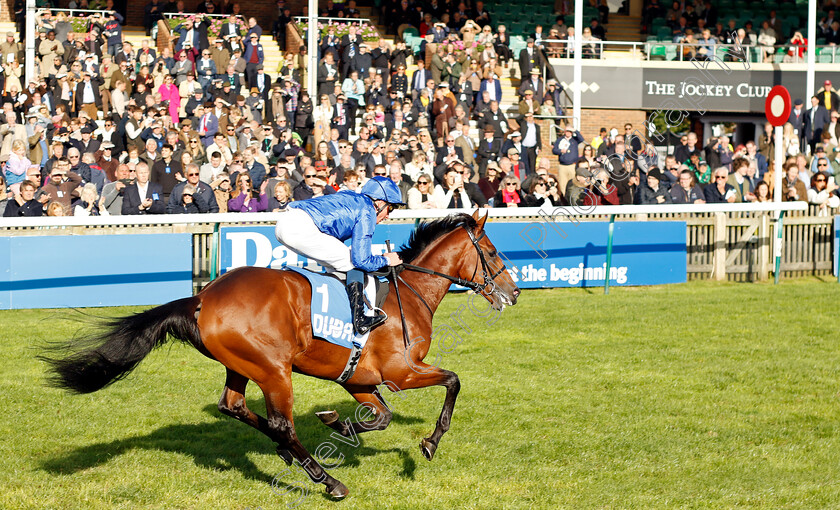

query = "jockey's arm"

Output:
[[350, 209, 389, 272]]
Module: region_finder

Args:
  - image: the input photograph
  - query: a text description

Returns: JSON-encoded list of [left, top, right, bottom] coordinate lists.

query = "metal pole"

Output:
[[24, 0, 36, 85], [604, 214, 615, 295], [806, 0, 817, 100], [572, 0, 582, 131], [774, 210, 785, 285], [210, 222, 220, 281], [773, 125, 783, 204], [307, 0, 318, 104]]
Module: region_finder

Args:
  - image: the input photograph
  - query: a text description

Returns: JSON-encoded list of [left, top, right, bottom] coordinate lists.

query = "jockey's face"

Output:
[[374, 199, 390, 223]]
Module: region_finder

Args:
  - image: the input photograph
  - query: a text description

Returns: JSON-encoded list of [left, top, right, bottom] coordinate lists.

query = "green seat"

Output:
[[819, 52, 834, 63], [402, 26, 419, 40], [649, 45, 666, 60], [665, 44, 678, 61], [657, 26, 672, 41]]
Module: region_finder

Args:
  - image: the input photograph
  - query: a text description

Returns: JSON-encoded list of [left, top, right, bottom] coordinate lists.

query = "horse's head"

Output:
[[461, 210, 520, 311]]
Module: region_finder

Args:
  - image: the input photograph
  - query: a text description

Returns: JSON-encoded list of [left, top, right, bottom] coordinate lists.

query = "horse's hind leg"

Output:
[[217, 369, 293, 466], [260, 372, 349, 499], [316, 385, 393, 436]]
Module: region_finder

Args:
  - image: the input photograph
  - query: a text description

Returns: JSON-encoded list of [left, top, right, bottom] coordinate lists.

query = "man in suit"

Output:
[[436, 134, 465, 166], [122, 162, 165, 214], [789, 98, 806, 151], [478, 76, 503, 108], [243, 33, 264, 89], [72, 125, 101, 155], [220, 14, 242, 41], [340, 25, 361, 78], [804, 95, 831, 154], [197, 103, 219, 147], [519, 112, 541, 173], [174, 18, 201, 52], [317, 53, 340, 98], [74, 72, 102, 120], [518, 68, 545, 99], [518, 38, 543, 79], [411, 59, 430, 99], [817, 80, 840, 113], [476, 125, 502, 176], [331, 94, 352, 140]]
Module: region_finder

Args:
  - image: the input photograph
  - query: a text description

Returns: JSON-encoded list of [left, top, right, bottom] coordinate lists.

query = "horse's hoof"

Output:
[[276, 446, 293, 466], [326, 481, 349, 499], [420, 438, 437, 461], [316, 410, 339, 426]]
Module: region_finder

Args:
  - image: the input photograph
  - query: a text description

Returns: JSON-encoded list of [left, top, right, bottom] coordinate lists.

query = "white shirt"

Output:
[[82, 81, 95, 104], [137, 182, 149, 201], [522, 123, 538, 147]]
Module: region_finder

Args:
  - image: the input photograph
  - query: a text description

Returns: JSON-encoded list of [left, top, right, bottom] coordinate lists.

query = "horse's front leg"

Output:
[[396, 365, 460, 461]]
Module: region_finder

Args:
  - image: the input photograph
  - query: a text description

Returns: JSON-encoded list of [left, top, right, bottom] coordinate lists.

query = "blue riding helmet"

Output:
[[361, 176, 406, 205]]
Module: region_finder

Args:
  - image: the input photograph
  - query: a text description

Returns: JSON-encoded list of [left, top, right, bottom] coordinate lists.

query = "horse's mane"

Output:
[[397, 213, 477, 263]]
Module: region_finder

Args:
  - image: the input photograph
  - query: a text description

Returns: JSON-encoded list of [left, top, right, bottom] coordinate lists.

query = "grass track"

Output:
[[2, 279, 840, 509]]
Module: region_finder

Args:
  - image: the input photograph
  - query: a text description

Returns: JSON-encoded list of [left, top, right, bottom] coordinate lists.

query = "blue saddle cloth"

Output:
[[285, 266, 357, 349]]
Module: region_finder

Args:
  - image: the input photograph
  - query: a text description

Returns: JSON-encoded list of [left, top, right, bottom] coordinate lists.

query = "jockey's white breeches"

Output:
[[275, 208, 377, 311], [275, 208, 354, 272]]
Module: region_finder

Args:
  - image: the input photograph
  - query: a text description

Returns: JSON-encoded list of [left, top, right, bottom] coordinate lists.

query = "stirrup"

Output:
[[354, 309, 387, 335]]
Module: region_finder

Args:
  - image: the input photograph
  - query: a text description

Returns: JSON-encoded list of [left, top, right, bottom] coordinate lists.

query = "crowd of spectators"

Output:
[[642, 0, 840, 63], [2, 0, 838, 218]]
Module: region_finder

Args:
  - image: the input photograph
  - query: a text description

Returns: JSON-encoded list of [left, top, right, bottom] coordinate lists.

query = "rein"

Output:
[[389, 224, 507, 352]]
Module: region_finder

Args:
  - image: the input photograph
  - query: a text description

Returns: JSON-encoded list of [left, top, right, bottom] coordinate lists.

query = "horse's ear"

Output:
[[475, 209, 488, 231]]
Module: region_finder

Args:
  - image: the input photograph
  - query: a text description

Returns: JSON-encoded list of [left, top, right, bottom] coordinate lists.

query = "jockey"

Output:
[[275, 176, 405, 335]]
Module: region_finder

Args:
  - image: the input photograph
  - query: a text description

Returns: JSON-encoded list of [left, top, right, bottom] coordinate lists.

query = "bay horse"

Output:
[[41, 211, 519, 498]]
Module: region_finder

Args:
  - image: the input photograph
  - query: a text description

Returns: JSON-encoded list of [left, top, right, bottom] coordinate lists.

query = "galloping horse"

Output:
[[42, 211, 519, 498]]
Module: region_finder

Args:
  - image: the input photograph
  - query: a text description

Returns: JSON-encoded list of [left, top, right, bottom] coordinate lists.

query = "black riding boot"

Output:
[[347, 280, 386, 335]]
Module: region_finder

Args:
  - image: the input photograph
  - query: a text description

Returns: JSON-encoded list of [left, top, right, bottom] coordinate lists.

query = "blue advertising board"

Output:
[[0, 234, 193, 309], [220, 219, 687, 288]]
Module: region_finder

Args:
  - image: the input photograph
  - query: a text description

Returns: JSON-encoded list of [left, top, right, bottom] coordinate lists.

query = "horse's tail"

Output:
[[39, 297, 203, 394]]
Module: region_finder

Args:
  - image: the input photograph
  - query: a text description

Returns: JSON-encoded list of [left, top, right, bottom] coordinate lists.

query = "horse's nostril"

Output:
[[513, 289, 521, 297]]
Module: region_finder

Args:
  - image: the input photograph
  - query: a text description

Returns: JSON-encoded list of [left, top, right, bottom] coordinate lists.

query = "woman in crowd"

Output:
[[4, 139, 34, 194], [267, 180, 293, 211], [211, 172, 232, 213], [405, 150, 433, 183], [525, 176, 562, 207], [185, 135, 207, 165], [478, 161, 505, 201], [311, 95, 333, 147], [494, 24, 513, 67], [579, 144, 597, 166], [434, 165, 473, 209], [158, 74, 181, 126], [493, 174, 526, 208], [783, 122, 800, 156], [227, 171, 267, 212], [338, 169, 362, 192], [313, 141, 335, 170], [407, 172, 438, 210], [807, 171, 840, 214], [754, 180, 772, 202], [74, 183, 105, 216]]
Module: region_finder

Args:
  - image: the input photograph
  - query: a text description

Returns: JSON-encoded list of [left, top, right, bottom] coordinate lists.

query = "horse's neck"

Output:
[[400, 236, 465, 315]]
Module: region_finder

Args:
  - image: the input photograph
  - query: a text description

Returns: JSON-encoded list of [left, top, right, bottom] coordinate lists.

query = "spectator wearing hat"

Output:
[[505, 146, 530, 181], [635, 167, 673, 205], [243, 33, 264, 90], [553, 126, 584, 192], [564, 165, 591, 206], [817, 80, 840, 114], [518, 67, 545, 99], [518, 37, 543, 80], [476, 124, 502, 176], [72, 125, 101, 155]]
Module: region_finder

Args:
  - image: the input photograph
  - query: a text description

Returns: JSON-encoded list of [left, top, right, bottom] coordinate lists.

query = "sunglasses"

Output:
[[241, 177, 250, 182], [233, 159, 243, 163], [304, 174, 317, 178], [816, 178, 827, 182], [378, 203, 397, 213], [190, 140, 198, 143], [374, 172, 387, 176], [418, 181, 429, 185], [505, 182, 517, 186], [715, 176, 727, 180], [187, 172, 200, 177]]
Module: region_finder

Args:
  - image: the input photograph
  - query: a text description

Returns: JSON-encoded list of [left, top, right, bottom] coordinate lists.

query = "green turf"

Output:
[[2, 279, 840, 509]]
